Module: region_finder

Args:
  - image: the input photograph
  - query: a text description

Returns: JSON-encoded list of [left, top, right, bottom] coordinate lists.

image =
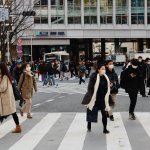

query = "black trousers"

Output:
[[70, 70, 75, 78], [79, 77, 85, 84], [88, 110, 107, 130], [139, 78, 146, 95], [12, 112, 19, 126], [128, 92, 138, 113]]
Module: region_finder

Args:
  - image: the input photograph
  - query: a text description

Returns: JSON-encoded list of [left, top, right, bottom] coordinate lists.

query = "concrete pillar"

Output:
[[70, 39, 79, 65], [88, 39, 93, 60], [85, 39, 89, 61], [137, 39, 144, 52], [115, 38, 119, 53], [101, 38, 106, 61], [146, 39, 150, 48]]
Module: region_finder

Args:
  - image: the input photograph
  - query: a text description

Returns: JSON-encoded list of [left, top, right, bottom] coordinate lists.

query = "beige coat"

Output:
[[0, 75, 16, 116], [18, 72, 37, 100]]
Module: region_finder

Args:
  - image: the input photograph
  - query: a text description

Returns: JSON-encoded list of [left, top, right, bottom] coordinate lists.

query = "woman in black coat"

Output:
[[82, 63, 111, 134]]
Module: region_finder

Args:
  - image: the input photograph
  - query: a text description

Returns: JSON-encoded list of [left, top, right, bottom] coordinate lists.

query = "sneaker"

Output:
[[129, 113, 136, 120], [142, 95, 148, 97], [110, 115, 114, 121]]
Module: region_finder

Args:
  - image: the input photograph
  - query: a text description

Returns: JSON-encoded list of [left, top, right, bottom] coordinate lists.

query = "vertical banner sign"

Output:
[[17, 38, 23, 59]]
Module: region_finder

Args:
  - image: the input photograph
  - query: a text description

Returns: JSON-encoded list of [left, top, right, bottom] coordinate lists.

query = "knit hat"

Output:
[[131, 59, 139, 66]]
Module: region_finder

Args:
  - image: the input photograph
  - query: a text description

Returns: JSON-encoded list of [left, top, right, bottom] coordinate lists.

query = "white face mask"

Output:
[[132, 65, 138, 69], [26, 66, 31, 72], [100, 70, 106, 75], [108, 65, 114, 69], [148, 62, 150, 65], [138, 59, 142, 62]]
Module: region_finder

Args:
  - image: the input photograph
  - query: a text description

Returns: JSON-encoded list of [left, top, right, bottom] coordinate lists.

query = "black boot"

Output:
[[87, 122, 91, 132]]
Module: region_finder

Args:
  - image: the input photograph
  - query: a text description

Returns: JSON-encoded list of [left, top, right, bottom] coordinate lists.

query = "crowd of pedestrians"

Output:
[[0, 55, 150, 136], [82, 56, 150, 134]]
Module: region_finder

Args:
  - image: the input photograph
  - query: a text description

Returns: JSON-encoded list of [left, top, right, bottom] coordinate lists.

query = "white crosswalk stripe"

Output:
[[1, 112, 150, 150]]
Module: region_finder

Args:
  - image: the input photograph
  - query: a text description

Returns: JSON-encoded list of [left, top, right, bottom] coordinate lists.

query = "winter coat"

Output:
[[82, 72, 111, 111], [0, 75, 16, 116], [18, 72, 37, 100], [124, 66, 140, 93], [106, 69, 120, 94]]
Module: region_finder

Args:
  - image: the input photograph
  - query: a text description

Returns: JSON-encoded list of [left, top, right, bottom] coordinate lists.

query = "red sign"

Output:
[[17, 38, 23, 58]]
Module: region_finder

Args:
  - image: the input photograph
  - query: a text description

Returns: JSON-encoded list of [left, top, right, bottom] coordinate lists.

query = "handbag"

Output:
[[86, 107, 98, 123], [12, 80, 23, 101], [109, 95, 114, 106]]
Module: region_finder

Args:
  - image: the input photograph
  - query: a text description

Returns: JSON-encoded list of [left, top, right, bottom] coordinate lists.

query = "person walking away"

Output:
[[78, 61, 86, 84], [69, 61, 75, 78], [60, 61, 67, 81], [46, 62, 56, 87], [106, 60, 120, 121], [123, 59, 140, 120], [18, 63, 37, 119], [12, 59, 23, 84], [143, 58, 150, 95], [0, 63, 21, 133], [82, 63, 111, 134], [138, 56, 147, 97]]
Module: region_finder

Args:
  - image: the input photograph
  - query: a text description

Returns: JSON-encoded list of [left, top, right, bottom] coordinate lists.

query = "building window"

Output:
[[51, 0, 65, 24], [100, 0, 113, 24], [68, 0, 81, 24], [148, 1, 150, 24], [131, 0, 144, 24], [84, 0, 97, 24], [34, 0, 48, 24], [34, 17, 41, 24], [116, 0, 128, 24]]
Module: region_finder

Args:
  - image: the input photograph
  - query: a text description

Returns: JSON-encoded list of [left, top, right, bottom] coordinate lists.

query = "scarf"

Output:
[[87, 74, 111, 111]]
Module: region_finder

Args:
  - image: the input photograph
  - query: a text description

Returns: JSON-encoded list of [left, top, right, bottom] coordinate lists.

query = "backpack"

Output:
[[80, 65, 86, 73], [120, 70, 127, 89]]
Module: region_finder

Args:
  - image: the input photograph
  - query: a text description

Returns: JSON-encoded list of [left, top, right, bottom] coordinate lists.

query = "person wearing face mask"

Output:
[[18, 63, 37, 119], [143, 58, 150, 95], [124, 59, 140, 120], [105, 60, 120, 121], [138, 56, 147, 97], [82, 62, 111, 134]]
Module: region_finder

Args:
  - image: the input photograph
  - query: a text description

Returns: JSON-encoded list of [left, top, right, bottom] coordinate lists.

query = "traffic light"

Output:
[[22, 11, 36, 16]]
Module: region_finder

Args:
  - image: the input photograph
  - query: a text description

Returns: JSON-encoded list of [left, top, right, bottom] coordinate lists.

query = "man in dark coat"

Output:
[[124, 59, 140, 120], [138, 56, 147, 97], [12, 60, 23, 84]]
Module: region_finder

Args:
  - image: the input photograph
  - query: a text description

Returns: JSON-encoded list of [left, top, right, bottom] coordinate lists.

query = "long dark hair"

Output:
[[0, 63, 13, 84]]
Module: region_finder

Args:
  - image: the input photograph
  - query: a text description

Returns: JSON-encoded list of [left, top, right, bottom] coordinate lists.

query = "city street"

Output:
[[1, 67, 150, 150]]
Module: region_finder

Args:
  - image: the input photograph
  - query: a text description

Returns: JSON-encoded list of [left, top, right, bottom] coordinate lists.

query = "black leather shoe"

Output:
[[103, 129, 110, 134]]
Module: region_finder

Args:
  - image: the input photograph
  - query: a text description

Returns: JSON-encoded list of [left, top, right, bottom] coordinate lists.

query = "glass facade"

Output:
[[84, 0, 97, 24], [51, 0, 65, 24], [100, 0, 113, 24], [68, 0, 81, 24], [33, 0, 150, 26], [116, 0, 128, 24], [34, 0, 48, 24], [131, 0, 144, 24]]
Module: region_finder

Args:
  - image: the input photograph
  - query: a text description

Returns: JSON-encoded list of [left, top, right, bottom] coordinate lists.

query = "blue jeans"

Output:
[[46, 75, 55, 85]]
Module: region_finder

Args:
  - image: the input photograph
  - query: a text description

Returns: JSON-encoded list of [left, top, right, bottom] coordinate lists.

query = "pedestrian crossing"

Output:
[[1, 112, 150, 150], [37, 82, 149, 97]]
